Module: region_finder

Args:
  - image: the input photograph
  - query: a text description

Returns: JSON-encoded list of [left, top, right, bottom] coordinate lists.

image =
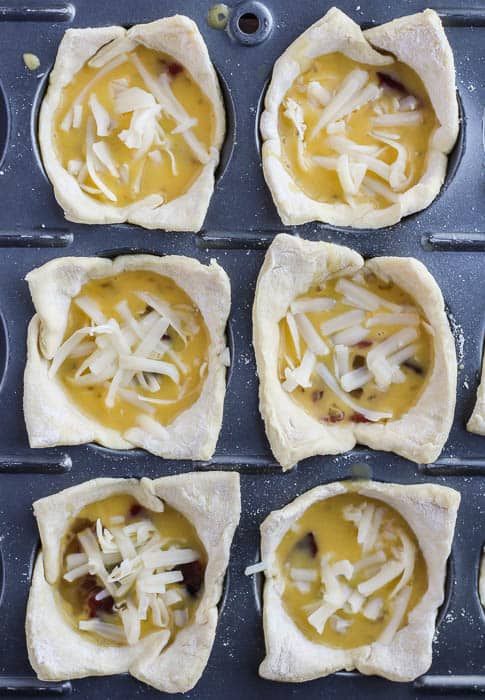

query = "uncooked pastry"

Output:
[[26, 471, 241, 692], [258, 479, 460, 682], [39, 16, 225, 231], [24, 254, 230, 459], [253, 234, 456, 469], [260, 7, 458, 228]]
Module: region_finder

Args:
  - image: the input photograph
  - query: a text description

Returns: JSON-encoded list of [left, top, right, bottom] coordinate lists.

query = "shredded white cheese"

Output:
[[89, 94, 111, 137], [311, 69, 369, 139], [295, 314, 329, 356], [64, 506, 202, 646], [315, 362, 392, 422], [50, 288, 203, 423], [293, 498, 420, 646], [290, 297, 335, 314], [245, 561, 267, 576], [372, 111, 423, 127]]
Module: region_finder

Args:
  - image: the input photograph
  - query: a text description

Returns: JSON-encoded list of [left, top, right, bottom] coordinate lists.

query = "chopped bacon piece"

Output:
[[87, 587, 114, 618], [355, 340, 372, 348], [312, 390, 324, 402], [295, 532, 318, 558], [350, 412, 371, 423], [129, 503, 143, 518], [179, 561, 204, 597], [168, 62, 183, 76], [80, 574, 98, 592], [352, 355, 366, 369]]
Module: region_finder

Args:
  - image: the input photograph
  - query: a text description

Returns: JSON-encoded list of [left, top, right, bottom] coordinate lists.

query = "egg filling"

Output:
[[57, 493, 206, 646], [51, 270, 210, 434], [277, 491, 427, 648], [278, 268, 433, 424], [53, 43, 215, 206], [278, 52, 438, 208]]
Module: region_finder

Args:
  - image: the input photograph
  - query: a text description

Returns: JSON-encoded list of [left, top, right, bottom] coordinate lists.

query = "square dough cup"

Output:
[[39, 15, 225, 231], [259, 480, 460, 683], [24, 254, 231, 460], [260, 7, 459, 229], [253, 234, 457, 469], [26, 471, 241, 692]]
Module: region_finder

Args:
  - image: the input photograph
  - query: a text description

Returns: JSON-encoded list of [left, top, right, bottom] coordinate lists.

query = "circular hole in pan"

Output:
[[437, 89, 466, 197], [254, 81, 466, 233], [0, 79, 9, 170], [0, 310, 9, 394], [218, 569, 230, 616], [224, 317, 236, 390], [229, 1, 273, 46], [436, 550, 455, 629], [30, 68, 50, 182], [249, 549, 264, 614], [238, 12, 260, 34], [477, 546, 485, 621], [0, 542, 4, 608], [214, 66, 236, 184], [29, 540, 41, 582]]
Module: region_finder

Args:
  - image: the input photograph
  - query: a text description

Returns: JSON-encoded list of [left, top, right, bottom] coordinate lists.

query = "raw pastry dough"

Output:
[[467, 351, 485, 435], [39, 16, 225, 231], [24, 254, 230, 459], [26, 471, 241, 692], [260, 7, 458, 228], [258, 479, 460, 682], [253, 234, 456, 469]]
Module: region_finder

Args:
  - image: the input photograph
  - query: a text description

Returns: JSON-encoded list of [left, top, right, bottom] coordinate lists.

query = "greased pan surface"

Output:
[[0, 0, 484, 698]]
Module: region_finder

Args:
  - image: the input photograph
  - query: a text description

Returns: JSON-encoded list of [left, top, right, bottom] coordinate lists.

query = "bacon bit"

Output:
[[355, 340, 372, 348], [129, 503, 144, 518], [312, 390, 324, 402], [296, 532, 318, 558], [350, 412, 371, 423], [80, 574, 98, 592], [377, 72, 408, 95], [402, 359, 423, 375], [350, 388, 363, 399], [162, 333, 171, 341], [168, 62, 183, 77], [352, 355, 366, 369], [323, 414, 345, 424], [179, 561, 204, 597], [323, 405, 345, 423], [87, 587, 114, 618]]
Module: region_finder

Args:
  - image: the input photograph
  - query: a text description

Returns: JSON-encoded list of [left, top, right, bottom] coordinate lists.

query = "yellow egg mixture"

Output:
[[54, 46, 215, 205], [57, 493, 206, 646], [279, 270, 433, 423], [278, 52, 438, 207], [277, 491, 428, 648], [57, 270, 209, 431]]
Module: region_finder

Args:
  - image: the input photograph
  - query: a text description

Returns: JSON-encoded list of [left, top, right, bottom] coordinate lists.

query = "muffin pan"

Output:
[[0, 0, 484, 697]]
